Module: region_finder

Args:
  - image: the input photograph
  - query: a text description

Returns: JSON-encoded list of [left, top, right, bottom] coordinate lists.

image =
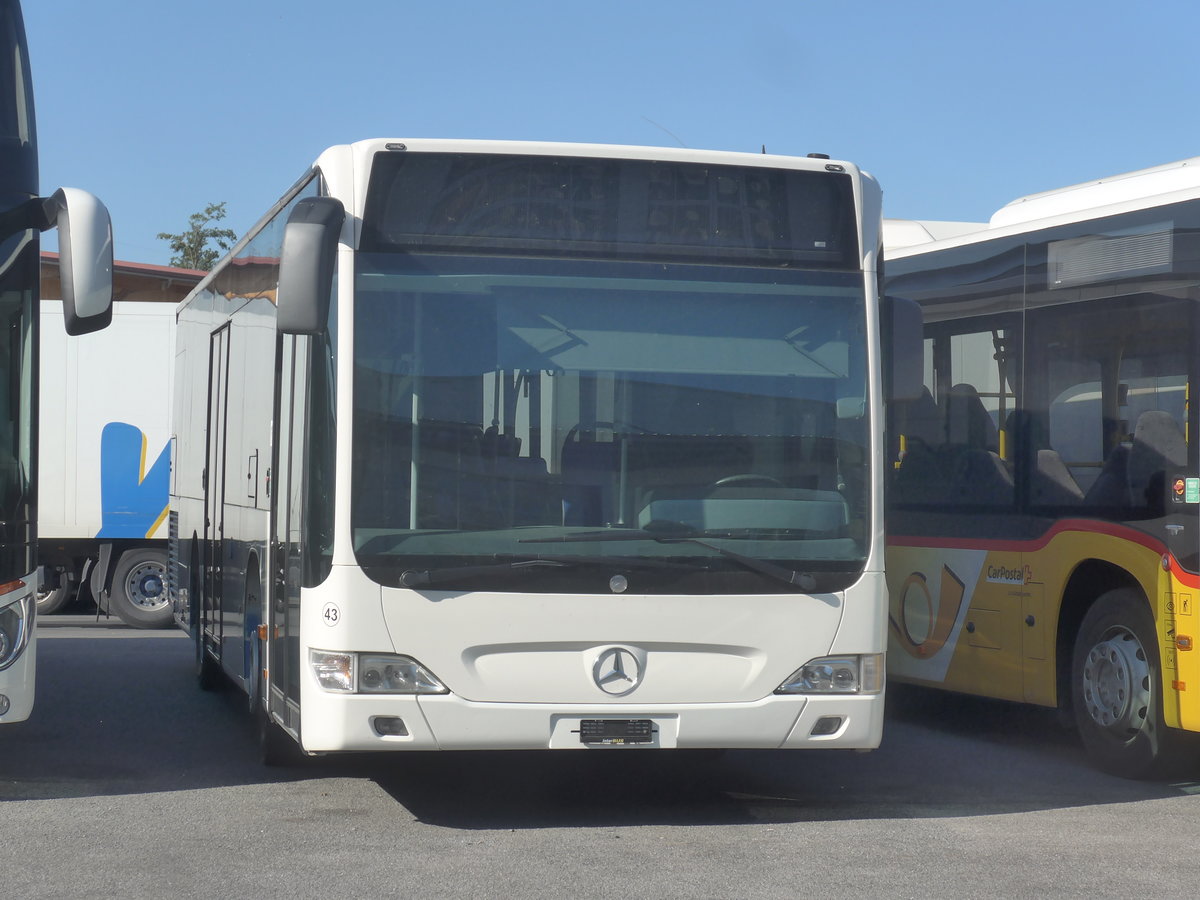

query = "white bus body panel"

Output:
[[297, 564, 885, 752], [39, 300, 174, 542], [0, 578, 36, 723], [887, 157, 1200, 259], [990, 155, 1200, 229]]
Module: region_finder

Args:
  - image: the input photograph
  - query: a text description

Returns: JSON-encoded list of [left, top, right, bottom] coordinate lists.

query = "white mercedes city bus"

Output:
[[170, 139, 915, 761]]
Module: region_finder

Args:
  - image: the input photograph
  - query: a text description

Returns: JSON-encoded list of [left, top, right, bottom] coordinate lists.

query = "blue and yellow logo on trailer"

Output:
[[96, 422, 170, 539]]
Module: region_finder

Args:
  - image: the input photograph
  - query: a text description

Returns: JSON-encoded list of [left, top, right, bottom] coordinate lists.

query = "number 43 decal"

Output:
[[322, 602, 341, 627]]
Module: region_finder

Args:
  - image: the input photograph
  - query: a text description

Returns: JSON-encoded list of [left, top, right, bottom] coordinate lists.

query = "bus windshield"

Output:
[[351, 252, 870, 594], [0, 0, 35, 199]]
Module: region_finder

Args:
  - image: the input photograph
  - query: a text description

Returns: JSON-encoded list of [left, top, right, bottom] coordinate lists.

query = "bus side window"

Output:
[[1043, 299, 1191, 516], [1128, 410, 1187, 513], [891, 323, 1020, 510]]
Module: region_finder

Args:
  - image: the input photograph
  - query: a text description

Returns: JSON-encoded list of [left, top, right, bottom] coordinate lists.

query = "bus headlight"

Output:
[[359, 655, 447, 695], [775, 654, 884, 695], [0, 594, 32, 671], [309, 649, 448, 695], [310, 649, 354, 692]]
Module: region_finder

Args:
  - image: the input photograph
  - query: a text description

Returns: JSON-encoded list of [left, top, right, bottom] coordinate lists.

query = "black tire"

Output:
[[1071, 588, 1195, 779], [109, 548, 173, 629]]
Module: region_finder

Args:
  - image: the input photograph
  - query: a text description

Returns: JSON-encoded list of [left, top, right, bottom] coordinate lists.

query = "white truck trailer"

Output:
[[37, 298, 176, 628]]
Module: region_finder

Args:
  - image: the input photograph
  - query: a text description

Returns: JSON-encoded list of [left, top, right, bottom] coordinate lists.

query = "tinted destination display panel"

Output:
[[362, 151, 858, 268]]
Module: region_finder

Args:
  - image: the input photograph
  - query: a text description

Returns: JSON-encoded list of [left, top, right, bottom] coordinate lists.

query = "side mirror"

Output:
[[884, 295, 924, 402], [43, 188, 113, 335], [277, 197, 345, 335]]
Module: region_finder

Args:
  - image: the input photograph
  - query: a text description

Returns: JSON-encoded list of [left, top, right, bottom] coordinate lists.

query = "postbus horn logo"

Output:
[[891, 565, 966, 659]]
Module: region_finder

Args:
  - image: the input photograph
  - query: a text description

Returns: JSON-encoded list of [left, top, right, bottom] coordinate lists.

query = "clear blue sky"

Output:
[[24, 0, 1200, 266]]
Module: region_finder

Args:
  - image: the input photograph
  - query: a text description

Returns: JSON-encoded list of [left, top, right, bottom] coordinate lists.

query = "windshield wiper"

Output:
[[521, 523, 818, 592]]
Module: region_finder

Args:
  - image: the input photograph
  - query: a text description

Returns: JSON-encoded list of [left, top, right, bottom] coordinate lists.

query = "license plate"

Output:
[[579, 718, 655, 745]]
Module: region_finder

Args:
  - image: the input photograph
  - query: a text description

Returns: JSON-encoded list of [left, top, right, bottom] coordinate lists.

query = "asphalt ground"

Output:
[[1, 616, 1198, 898]]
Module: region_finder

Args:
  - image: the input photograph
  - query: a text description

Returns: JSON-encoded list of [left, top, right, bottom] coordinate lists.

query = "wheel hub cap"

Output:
[[1081, 628, 1151, 735], [128, 563, 167, 610]]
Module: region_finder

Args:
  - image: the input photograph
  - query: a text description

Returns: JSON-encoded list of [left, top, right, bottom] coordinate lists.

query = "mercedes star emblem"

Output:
[[593, 647, 642, 696]]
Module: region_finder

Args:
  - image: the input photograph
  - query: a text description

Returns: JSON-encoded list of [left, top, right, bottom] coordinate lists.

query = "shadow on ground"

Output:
[[2, 630, 1193, 829]]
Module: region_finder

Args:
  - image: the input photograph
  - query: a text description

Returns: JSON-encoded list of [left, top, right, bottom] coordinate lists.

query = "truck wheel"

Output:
[[1071, 588, 1195, 779], [36, 569, 73, 615], [109, 549, 173, 629]]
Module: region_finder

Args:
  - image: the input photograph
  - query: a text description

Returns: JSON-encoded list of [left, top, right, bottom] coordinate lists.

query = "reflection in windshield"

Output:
[[352, 254, 869, 593]]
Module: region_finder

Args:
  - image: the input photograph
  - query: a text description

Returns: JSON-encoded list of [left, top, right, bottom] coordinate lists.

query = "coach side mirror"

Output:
[[885, 295, 924, 402], [42, 188, 113, 336], [277, 197, 345, 335]]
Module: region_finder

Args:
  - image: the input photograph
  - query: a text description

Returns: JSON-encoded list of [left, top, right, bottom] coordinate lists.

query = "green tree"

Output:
[[157, 202, 237, 271]]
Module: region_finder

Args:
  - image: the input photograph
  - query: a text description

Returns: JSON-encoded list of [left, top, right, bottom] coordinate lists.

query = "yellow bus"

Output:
[[884, 158, 1200, 778]]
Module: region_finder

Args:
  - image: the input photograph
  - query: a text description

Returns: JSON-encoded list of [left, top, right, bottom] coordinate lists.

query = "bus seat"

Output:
[[899, 387, 943, 449], [945, 383, 999, 452], [941, 384, 1012, 505], [947, 448, 1013, 505], [490, 455, 557, 525], [891, 388, 948, 504], [1010, 410, 1084, 506], [480, 425, 522, 459], [561, 438, 619, 526], [1032, 448, 1085, 505], [417, 422, 489, 529], [1128, 410, 1187, 508], [1082, 444, 1130, 508]]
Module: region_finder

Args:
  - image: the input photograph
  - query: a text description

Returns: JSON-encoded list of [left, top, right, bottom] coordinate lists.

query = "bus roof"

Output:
[[881, 219, 984, 250], [885, 156, 1200, 257], [325, 138, 867, 178]]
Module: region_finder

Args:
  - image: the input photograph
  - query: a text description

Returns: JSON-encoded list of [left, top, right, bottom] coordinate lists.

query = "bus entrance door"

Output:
[[267, 335, 309, 738], [202, 324, 230, 665]]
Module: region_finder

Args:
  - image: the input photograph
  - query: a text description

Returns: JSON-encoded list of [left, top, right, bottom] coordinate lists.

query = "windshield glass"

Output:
[[0, 0, 36, 198], [352, 252, 870, 594]]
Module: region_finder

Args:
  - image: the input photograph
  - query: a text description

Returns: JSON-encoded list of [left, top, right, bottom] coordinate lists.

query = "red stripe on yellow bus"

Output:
[[888, 517, 1164, 554]]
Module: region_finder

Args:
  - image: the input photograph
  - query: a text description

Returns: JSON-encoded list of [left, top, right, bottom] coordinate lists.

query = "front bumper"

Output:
[[298, 689, 884, 753]]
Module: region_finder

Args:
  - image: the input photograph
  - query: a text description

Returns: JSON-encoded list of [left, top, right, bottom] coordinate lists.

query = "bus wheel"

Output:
[[1071, 589, 1191, 779], [110, 549, 173, 629]]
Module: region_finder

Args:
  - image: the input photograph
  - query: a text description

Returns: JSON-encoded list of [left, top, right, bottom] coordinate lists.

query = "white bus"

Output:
[[0, 0, 113, 723], [171, 139, 915, 760]]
